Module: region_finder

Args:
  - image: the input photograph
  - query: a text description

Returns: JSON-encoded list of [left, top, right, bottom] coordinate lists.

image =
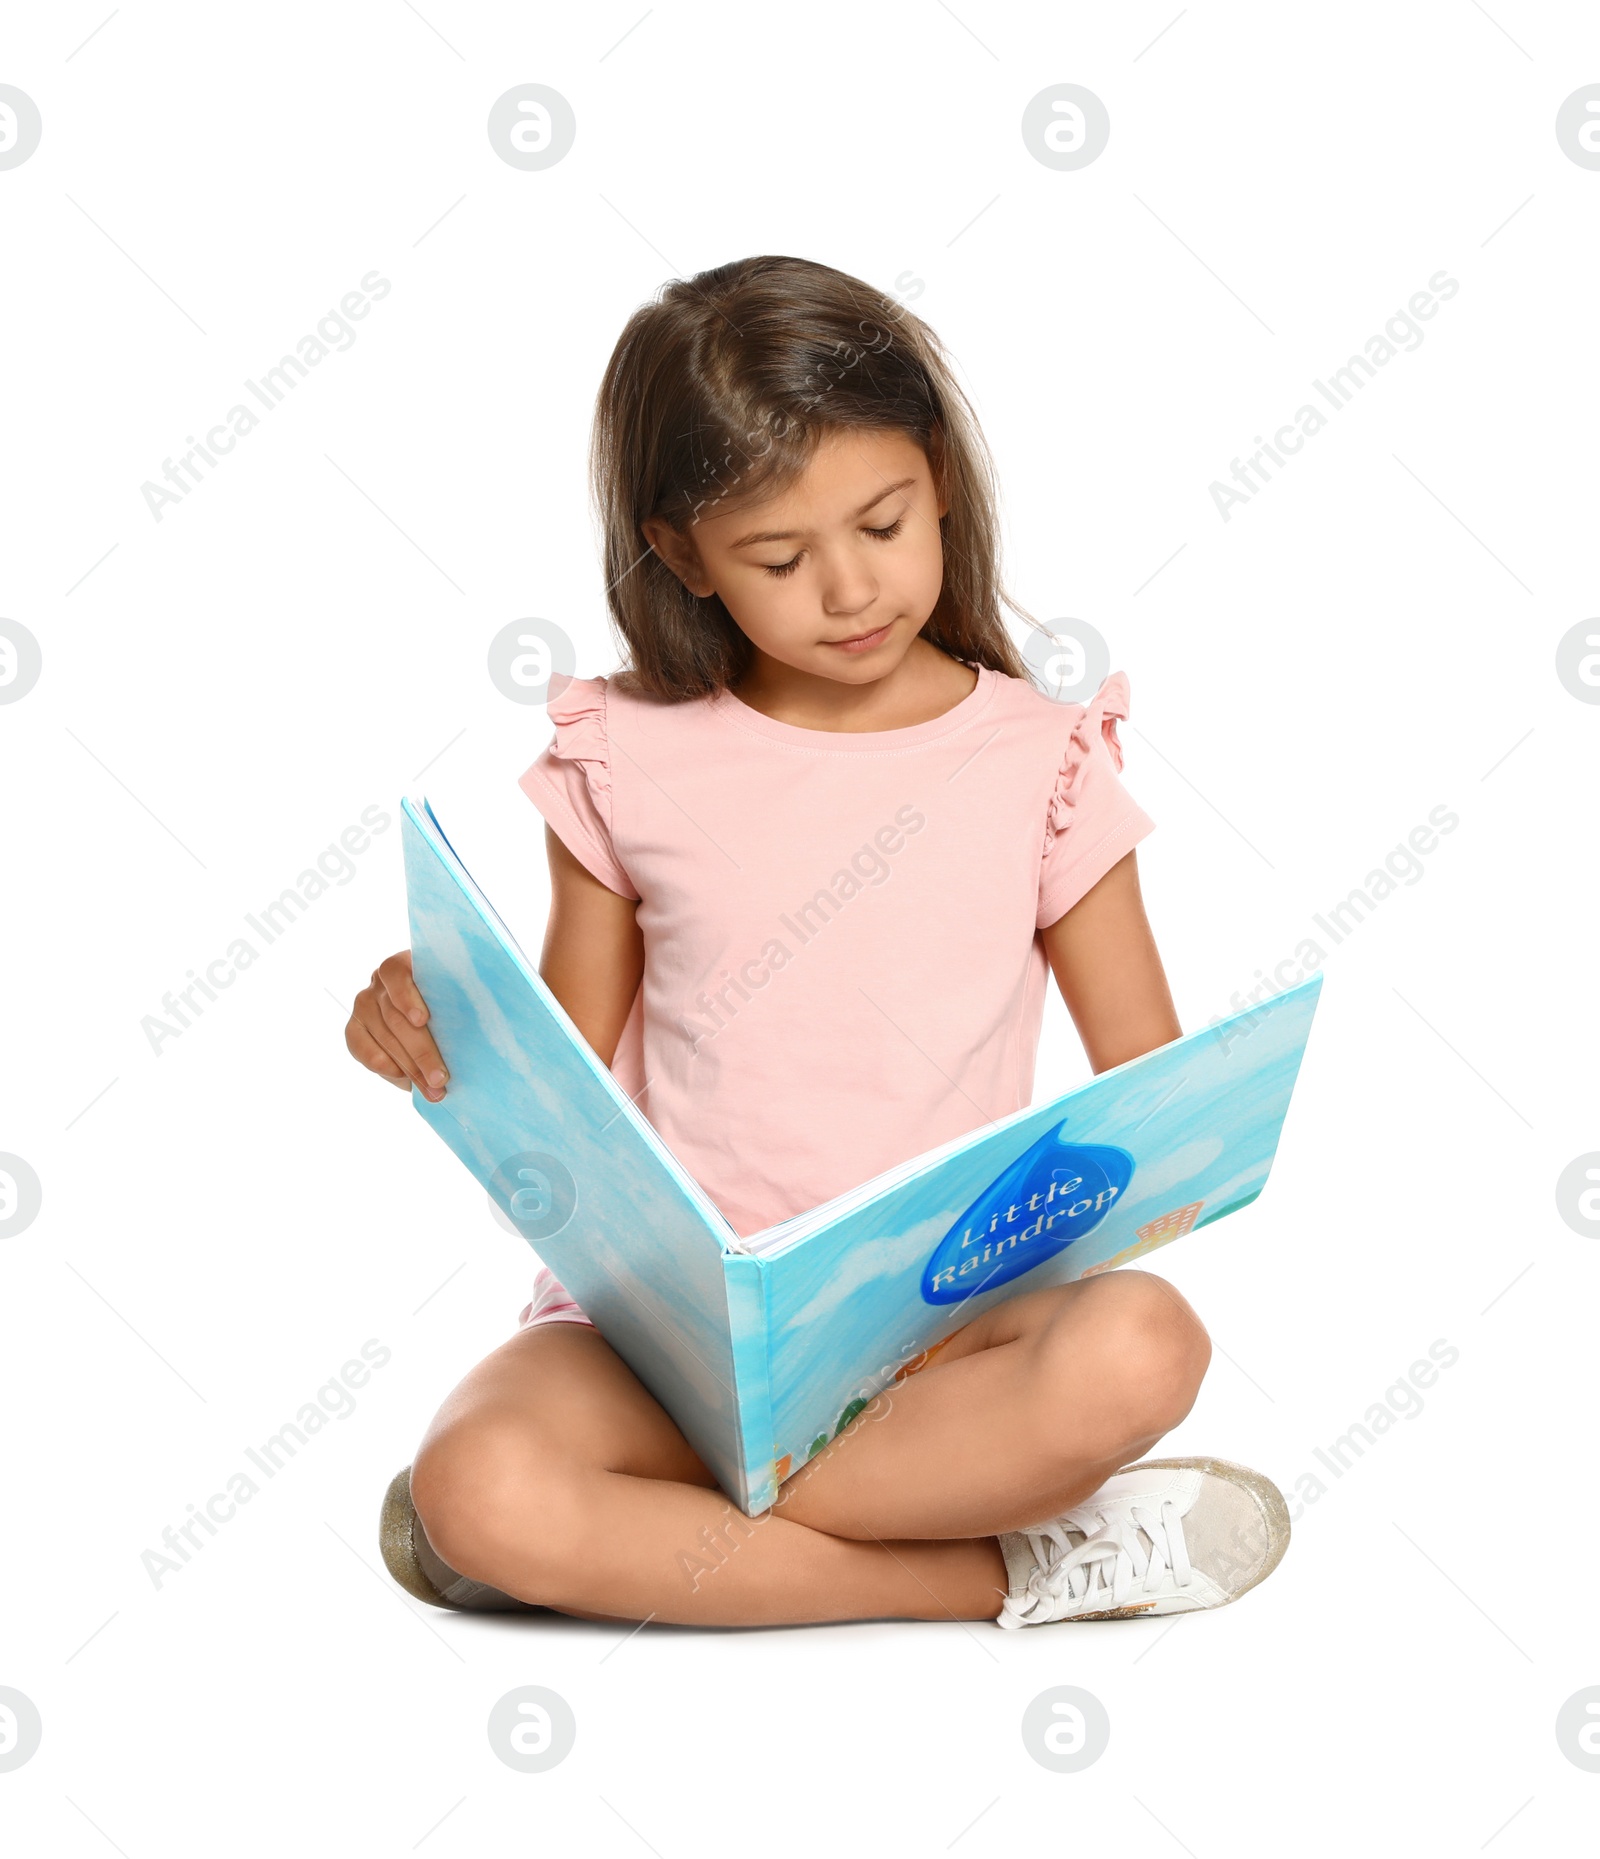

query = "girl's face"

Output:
[[643, 426, 948, 687]]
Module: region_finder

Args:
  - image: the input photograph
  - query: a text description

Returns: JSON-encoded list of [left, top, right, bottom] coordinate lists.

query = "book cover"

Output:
[[401, 794, 1322, 1514]]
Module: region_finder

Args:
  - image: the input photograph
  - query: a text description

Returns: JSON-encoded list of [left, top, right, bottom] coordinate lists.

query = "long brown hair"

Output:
[[590, 254, 1038, 701]]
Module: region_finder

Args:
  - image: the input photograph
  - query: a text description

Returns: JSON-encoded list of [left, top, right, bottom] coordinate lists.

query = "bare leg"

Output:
[[777, 1270, 1212, 1540], [410, 1269, 1209, 1628], [412, 1324, 1004, 1626]]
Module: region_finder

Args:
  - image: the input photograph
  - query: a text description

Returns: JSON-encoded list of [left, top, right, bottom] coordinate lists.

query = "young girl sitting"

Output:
[[345, 254, 1289, 1630]]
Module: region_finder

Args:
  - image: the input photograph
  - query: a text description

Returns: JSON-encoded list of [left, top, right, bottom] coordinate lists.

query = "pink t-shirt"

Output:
[[513, 662, 1155, 1329]]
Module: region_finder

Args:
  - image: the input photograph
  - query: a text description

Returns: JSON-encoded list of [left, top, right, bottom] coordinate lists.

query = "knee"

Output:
[[410, 1411, 583, 1594], [1089, 1270, 1211, 1431], [1040, 1270, 1212, 1451]]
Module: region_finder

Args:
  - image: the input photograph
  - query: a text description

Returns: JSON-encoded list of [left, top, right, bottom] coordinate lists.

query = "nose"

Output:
[[817, 551, 879, 619]]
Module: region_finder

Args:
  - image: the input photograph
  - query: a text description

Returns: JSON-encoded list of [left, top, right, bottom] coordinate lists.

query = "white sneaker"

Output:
[[994, 1456, 1290, 1628]]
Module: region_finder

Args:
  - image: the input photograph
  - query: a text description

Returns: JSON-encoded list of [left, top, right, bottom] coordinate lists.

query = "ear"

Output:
[[641, 515, 716, 598]]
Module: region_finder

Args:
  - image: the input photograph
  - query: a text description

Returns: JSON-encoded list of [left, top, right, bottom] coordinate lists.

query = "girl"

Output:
[[346, 255, 1289, 1630]]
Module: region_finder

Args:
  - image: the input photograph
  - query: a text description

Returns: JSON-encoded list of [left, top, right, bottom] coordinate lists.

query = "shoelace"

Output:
[[1020, 1497, 1193, 1618]]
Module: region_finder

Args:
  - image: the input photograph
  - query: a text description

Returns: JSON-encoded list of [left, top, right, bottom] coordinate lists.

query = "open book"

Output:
[[401, 794, 1323, 1515]]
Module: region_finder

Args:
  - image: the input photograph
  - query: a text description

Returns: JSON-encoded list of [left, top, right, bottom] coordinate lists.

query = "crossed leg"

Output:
[[409, 1268, 1211, 1629]]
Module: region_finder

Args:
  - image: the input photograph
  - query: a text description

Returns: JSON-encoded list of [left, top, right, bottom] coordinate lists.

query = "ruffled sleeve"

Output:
[[517, 675, 641, 901], [1037, 670, 1155, 929]]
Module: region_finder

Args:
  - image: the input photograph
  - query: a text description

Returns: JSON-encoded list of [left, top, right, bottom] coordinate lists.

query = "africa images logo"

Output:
[[921, 1125, 1134, 1305]]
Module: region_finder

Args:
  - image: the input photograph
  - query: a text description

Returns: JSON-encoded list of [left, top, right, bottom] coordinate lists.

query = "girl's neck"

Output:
[[729, 636, 979, 734]]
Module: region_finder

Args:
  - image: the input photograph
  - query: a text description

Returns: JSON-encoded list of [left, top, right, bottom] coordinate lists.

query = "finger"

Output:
[[372, 985, 449, 1090], [353, 991, 439, 1095], [375, 950, 430, 1028], [344, 1014, 415, 1089]]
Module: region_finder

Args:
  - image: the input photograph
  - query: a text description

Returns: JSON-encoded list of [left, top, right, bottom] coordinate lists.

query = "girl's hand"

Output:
[[345, 950, 449, 1100]]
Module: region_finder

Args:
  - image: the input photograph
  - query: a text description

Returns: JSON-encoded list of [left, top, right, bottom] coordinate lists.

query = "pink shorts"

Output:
[[516, 1262, 596, 1332]]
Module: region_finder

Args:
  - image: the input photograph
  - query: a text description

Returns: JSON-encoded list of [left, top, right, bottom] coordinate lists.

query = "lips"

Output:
[[824, 622, 893, 651]]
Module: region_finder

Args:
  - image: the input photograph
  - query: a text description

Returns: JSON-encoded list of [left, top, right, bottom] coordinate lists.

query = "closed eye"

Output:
[[762, 516, 906, 579]]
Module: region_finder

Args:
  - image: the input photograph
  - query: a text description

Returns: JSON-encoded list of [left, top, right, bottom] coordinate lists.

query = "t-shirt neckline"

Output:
[[710, 664, 998, 751]]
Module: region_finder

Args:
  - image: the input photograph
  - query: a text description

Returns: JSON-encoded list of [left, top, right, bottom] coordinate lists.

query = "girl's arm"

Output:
[[538, 824, 644, 1067], [1039, 850, 1181, 1074]]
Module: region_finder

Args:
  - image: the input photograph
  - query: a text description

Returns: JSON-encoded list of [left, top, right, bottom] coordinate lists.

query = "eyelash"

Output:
[[763, 516, 905, 579]]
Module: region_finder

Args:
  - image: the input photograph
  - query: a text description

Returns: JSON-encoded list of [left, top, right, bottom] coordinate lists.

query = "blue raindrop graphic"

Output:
[[920, 1123, 1134, 1306]]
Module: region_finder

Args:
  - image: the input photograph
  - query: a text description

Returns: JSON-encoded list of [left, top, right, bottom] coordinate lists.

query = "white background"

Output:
[[2, 1, 1597, 1851]]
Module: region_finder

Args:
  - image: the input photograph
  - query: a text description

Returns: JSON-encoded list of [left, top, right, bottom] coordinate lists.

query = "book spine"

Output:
[[722, 1254, 777, 1516]]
